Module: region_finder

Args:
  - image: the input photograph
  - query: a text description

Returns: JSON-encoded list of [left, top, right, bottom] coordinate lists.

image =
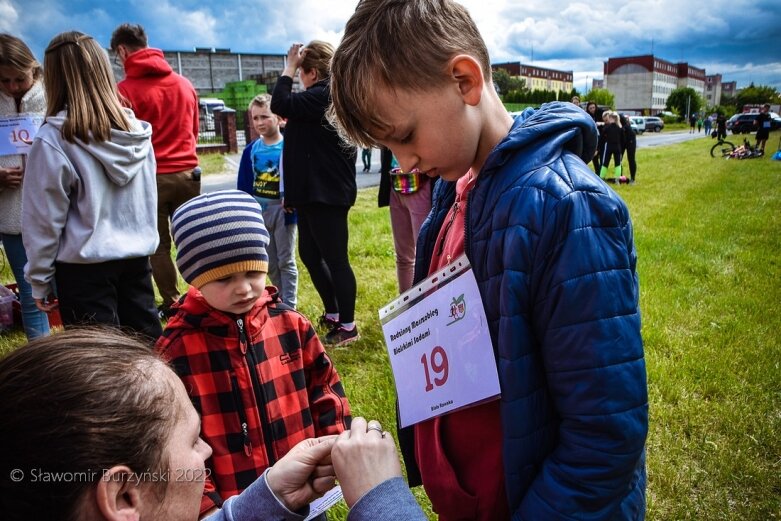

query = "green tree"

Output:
[[584, 88, 615, 108], [736, 84, 780, 109], [666, 87, 703, 117], [492, 68, 525, 97], [492, 68, 512, 96]]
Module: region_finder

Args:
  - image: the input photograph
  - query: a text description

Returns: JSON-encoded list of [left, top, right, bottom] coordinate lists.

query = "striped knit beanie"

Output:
[[171, 190, 270, 288]]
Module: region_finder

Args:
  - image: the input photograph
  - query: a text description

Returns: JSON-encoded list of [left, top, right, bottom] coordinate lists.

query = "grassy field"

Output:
[[1, 133, 779, 519]]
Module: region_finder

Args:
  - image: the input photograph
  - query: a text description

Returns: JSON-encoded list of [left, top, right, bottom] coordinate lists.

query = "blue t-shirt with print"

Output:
[[251, 139, 284, 199]]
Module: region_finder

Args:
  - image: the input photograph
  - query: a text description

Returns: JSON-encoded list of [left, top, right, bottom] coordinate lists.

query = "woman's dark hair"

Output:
[[0, 328, 178, 520]]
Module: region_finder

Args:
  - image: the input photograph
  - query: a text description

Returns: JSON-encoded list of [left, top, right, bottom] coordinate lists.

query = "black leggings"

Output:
[[601, 143, 623, 169], [624, 143, 637, 180], [297, 204, 357, 324]]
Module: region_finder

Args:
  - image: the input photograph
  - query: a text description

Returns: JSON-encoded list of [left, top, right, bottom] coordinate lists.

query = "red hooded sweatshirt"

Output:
[[118, 48, 199, 174]]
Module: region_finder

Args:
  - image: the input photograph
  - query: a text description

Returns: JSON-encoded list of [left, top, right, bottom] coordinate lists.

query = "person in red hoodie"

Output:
[[110, 23, 201, 319]]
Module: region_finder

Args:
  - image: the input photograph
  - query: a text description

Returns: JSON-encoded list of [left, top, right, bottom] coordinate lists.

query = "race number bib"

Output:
[[379, 255, 500, 427], [0, 114, 43, 156]]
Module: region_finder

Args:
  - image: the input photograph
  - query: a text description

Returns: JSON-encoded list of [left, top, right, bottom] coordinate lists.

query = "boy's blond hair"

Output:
[[44, 31, 131, 143], [248, 93, 272, 111], [330, 0, 491, 148]]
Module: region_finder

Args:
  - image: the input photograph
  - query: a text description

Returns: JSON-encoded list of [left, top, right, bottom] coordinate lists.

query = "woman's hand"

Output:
[[331, 417, 403, 507], [0, 166, 23, 189], [282, 43, 305, 77], [266, 435, 338, 511]]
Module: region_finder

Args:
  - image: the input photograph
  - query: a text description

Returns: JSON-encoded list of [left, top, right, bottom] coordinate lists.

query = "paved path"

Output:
[[203, 151, 382, 193]]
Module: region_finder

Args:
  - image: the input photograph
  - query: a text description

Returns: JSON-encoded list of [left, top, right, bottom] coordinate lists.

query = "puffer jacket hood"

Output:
[[123, 48, 173, 78], [44, 109, 153, 186], [484, 101, 598, 179]]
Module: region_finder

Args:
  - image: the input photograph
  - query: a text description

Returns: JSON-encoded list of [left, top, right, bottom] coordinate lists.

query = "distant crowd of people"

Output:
[[580, 100, 638, 184]]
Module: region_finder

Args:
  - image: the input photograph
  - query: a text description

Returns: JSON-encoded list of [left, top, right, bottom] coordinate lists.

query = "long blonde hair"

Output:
[[44, 31, 131, 143]]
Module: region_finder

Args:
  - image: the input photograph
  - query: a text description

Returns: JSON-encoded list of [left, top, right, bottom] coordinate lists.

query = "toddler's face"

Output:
[[370, 84, 481, 183], [200, 271, 267, 314]]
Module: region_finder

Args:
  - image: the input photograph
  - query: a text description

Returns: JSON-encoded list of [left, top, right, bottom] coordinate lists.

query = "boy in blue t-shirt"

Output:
[[238, 94, 298, 308]]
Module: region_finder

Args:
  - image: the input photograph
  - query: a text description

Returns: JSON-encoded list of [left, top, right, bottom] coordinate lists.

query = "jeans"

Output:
[[296, 204, 356, 324], [255, 198, 298, 308], [152, 171, 201, 306], [389, 180, 432, 292], [0, 233, 50, 339]]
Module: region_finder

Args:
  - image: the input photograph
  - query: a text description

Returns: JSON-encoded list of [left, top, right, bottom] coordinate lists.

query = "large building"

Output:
[[110, 47, 286, 95], [722, 81, 737, 99], [604, 55, 706, 115], [492, 62, 573, 94], [705, 74, 723, 106]]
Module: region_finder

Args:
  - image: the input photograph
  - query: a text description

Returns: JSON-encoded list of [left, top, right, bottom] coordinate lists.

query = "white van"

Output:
[[629, 116, 646, 134], [199, 98, 225, 131]]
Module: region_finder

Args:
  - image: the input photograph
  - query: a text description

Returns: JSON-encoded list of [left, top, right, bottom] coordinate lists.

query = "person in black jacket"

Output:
[[620, 114, 637, 184], [585, 101, 602, 174], [599, 111, 623, 183], [271, 41, 359, 346]]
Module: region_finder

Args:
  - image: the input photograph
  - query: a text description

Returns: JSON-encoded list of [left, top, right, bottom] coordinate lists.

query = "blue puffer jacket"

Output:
[[406, 102, 648, 520]]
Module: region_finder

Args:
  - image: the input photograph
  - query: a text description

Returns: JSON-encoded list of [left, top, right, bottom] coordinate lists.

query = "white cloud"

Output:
[[0, 0, 19, 32], [8, 0, 781, 89], [136, 0, 219, 48]]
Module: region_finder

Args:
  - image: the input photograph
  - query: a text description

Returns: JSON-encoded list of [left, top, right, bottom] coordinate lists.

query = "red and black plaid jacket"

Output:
[[156, 286, 351, 515]]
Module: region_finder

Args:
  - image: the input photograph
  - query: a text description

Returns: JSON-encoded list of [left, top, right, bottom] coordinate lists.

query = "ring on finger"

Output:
[[367, 424, 383, 435]]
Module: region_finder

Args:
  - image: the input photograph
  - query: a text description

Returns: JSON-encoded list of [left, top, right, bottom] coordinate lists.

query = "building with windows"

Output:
[[110, 47, 286, 95], [492, 61, 573, 94], [604, 55, 706, 115], [722, 81, 737, 99], [705, 74, 723, 106]]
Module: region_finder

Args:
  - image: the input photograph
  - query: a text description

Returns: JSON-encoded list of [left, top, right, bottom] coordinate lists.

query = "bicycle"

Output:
[[727, 139, 763, 160], [710, 135, 736, 158]]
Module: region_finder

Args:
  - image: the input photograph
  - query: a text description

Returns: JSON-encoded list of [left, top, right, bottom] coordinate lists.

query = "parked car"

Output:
[[629, 116, 646, 134], [642, 116, 664, 132], [728, 112, 781, 134]]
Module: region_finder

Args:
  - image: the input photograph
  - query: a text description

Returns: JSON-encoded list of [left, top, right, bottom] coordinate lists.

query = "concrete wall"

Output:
[[111, 49, 285, 95], [607, 64, 653, 113]]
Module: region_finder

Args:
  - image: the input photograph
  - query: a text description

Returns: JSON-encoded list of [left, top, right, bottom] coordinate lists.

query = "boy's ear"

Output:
[[449, 55, 484, 107]]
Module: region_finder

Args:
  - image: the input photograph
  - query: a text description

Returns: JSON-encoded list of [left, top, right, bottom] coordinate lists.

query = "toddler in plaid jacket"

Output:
[[156, 190, 351, 517]]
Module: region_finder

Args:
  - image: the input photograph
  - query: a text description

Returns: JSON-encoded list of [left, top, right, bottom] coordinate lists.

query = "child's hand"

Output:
[[34, 294, 59, 313], [266, 435, 338, 511], [0, 167, 23, 189]]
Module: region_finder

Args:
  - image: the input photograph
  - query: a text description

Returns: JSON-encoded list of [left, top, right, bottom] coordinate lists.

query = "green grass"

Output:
[[198, 153, 228, 176], [1, 132, 779, 519]]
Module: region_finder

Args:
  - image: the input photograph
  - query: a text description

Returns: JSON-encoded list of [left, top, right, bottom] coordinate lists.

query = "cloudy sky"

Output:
[[3, 0, 780, 91]]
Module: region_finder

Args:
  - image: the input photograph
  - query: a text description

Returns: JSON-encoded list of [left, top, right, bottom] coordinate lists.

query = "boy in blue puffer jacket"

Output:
[[329, 1, 648, 519]]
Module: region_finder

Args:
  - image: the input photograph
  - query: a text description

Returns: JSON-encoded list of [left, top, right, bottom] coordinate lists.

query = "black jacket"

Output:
[[271, 76, 356, 207]]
